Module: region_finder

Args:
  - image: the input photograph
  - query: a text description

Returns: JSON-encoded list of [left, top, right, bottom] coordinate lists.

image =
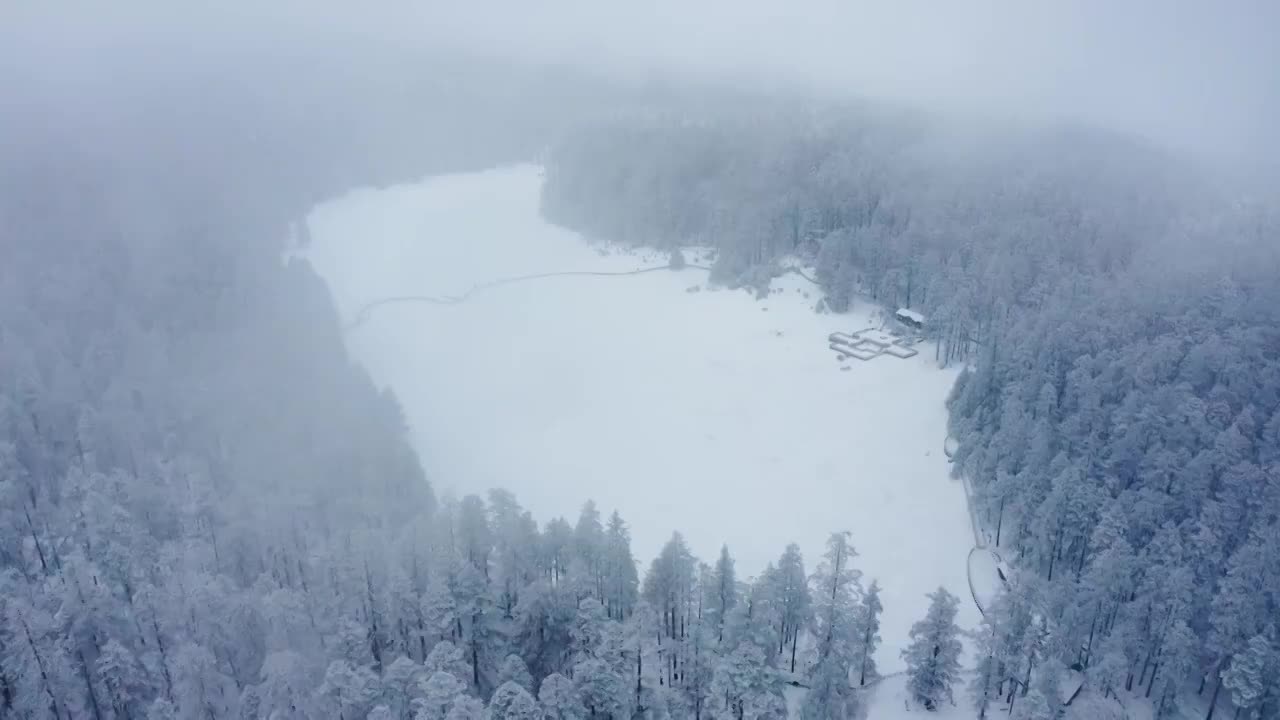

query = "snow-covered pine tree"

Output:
[[95, 637, 152, 719], [424, 641, 473, 688], [379, 655, 424, 718], [413, 671, 469, 720], [623, 601, 671, 717], [539, 672, 587, 720], [254, 650, 318, 719], [709, 641, 786, 720], [709, 545, 738, 642], [770, 543, 812, 675], [678, 612, 718, 720], [853, 579, 883, 686], [669, 248, 686, 270], [487, 681, 542, 720], [574, 502, 607, 601], [800, 531, 863, 719], [497, 654, 534, 694], [316, 658, 379, 720], [643, 534, 698, 688], [570, 597, 610, 667], [603, 511, 640, 621], [573, 658, 629, 719], [902, 587, 963, 711], [1222, 631, 1277, 720]]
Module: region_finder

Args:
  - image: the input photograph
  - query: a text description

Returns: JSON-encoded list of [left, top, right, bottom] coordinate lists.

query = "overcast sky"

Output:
[[6, 2, 1278, 165]]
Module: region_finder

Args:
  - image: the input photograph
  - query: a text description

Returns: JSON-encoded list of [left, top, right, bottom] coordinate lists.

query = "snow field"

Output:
[[305, 164, 978, 675]]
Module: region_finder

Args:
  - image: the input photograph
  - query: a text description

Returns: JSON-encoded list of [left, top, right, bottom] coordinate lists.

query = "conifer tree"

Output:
[[902, 588, 963, 711]]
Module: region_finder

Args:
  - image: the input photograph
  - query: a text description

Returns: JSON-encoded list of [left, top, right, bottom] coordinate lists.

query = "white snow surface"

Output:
[[967, 547, 1004, 616], [857, 674, 979, 720], [305, 164, 978, 673]]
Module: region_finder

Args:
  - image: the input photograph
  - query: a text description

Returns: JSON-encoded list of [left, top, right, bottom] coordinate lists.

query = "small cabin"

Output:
[[895, 308, 925, 330]]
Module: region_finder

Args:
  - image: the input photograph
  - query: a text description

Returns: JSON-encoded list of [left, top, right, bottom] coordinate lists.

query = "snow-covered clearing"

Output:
[[305, 164, 977, 674], [853, 675, 978, 720]]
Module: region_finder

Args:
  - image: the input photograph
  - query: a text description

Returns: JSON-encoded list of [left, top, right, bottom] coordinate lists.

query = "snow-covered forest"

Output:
[[4, 4, 1279, 720], [0, 41, 969, 720], [542, 109, 1280, 718]]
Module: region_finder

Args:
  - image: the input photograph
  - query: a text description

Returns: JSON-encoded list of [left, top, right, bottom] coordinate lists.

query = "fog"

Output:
[[432, 0, 1279, 161], [6, 1, 1278, 165]]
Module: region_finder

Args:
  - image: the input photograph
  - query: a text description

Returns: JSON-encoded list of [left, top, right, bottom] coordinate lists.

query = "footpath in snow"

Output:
[[305, 164, 977, 675]]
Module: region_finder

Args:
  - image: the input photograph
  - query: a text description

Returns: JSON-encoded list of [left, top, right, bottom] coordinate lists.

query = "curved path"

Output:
[[344, 263, 713, 330], [950, 434, 1009, 616], [342, 260, 824, 330]]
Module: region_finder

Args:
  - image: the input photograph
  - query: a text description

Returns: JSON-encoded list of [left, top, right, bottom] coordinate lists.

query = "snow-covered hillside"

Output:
[[305, 164, 977, 674]]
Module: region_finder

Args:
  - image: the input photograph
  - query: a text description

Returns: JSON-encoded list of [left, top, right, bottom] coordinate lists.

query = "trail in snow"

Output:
[[346, 264, 712, 330], [305, 164, 978, 674], [343, 261, 818, 330]]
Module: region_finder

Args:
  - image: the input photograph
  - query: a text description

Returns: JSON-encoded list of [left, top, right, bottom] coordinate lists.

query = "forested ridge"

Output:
[[543, 106, 1280, 718]]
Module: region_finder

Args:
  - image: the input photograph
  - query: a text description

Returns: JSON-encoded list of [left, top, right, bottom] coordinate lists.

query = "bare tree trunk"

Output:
[[791, 633, 799, 674], [78, 650, 104, 720], [1205, 672, 1222, 720], [19, 616, 63, 720]]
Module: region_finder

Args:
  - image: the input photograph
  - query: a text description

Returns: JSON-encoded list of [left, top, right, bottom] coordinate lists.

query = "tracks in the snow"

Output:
[[342, 261, 825, 331], [344, 263, 712, 330]]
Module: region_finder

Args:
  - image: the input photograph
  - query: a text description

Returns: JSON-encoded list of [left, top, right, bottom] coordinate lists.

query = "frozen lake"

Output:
[[305, 164, 977, 671]]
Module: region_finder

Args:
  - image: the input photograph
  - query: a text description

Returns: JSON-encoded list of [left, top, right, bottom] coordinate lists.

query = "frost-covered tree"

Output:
[[1222, 632, 1277, 720], [768, 544, 811, 674], [96, 638, 152, 719], [809, 532, 862, 656], [643, 534, 698, 689], [497, 654, 534, 694], [623, 601, 671, 716], [678, 614, 718, 720], [173, 643, 239, 720], [380, 655, 425, 719], [574, 502, 607, 600], [425, 642, 474, 688], [710, 642, 785, 720], [574, 658, 629, 719], [317, 659, 380, 720], [709, 545, 738, 642], [669, 248, 686, 270], [570, 597, 610, 666], [853, 580, 882, 686], [487, 681, 542, 720], [902, 588, 963, 711], [539, 673, 586, 720], [255, 650, 318, 719], [801, 532, 862, 716], [603, 512, 640, 621], [413, 671, 468, 720]]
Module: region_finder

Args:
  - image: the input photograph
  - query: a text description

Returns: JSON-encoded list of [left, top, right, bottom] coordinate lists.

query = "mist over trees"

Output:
[[4, 5, 1278, 717], [0, 44, 924, 720], [543, 106, 1280, 717]]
